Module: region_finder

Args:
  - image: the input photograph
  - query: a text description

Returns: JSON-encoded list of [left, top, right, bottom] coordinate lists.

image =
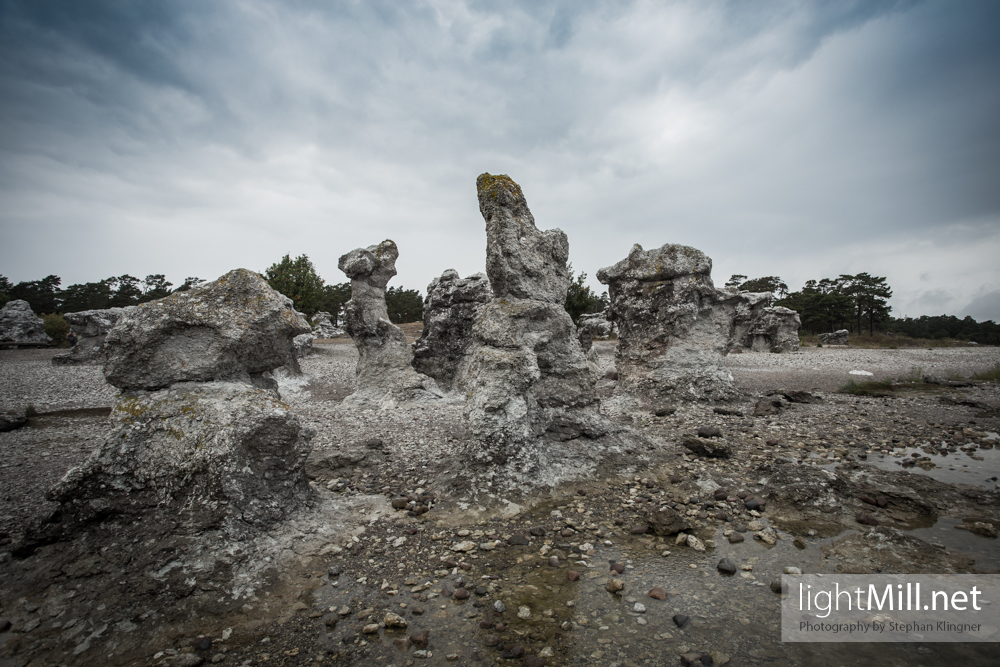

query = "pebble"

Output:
[[507, 534, 530, 545], [548, 556, 560, 567], [494, 600, 506, 613], [633, 603, 646, 613], [523, 657, 546, 667], [384, 612, 408, 628], [728, 532, 744, 544], [673, 614, 690, 628], [610, 563, 625, 574], [362, 623, 379, 634], [793, 537, 807, 549], [517, 606, 532, 620], [484, 634, 500, 647], [453, 588, 470, 600], [717, 558, 737, 575], [410, 630, 429, 646], [629, 525, 649, 534], [697, 426, 722, 438], [501, 645, 525, 659], [606, 578, 624, 593], [783, 566, 802, 576], [648, 587, 667, 600], [770, 581, 789, 595], [567, 570, 580, 581]]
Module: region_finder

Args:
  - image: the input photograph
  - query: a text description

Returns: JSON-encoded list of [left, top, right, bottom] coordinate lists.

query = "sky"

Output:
[[1, 0, 998, 321]]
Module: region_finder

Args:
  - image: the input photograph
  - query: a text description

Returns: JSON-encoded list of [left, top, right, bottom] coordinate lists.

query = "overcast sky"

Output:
[[2, 0, 998, 321]]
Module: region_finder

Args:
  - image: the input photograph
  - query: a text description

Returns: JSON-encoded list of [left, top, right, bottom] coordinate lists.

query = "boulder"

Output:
[[818, 330, 849, 346], [47, 381, 313, 538], [52, 307, 133, 366], [0, 412, 28, 432], [463, 174, 647, 487], [412, 270, 492, 391], [293, 332, 315, 359], [102, 269, 310, 390], [597, 243, 741, 405], [646, 507, 690, 536], [338, 241, 443, 408], [730, 296, 800, 352], [681, 435, 732, 458], [0, 300, 50, 344], [311, 312, 344, 339], [576, 310, 614, 352]]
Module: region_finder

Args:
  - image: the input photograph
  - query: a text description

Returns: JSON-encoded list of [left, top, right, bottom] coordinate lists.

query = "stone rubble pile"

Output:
[[597, 243, 744, 408], [339, 240, 443, 409], [412, 269, 492, 391], [44, 269, 315, 540], [51, 306, 132, 365], [462, 174, 647, 487], [0, 300, 50, 345]]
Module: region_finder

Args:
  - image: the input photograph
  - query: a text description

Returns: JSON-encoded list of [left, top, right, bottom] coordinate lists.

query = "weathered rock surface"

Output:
[[646, 507, 691, 535], [819, 329, 849, 345], [52, 307, 133, 366], [576, 310, 614, 352], [462, 174, 647, 487], [597, 243, 741, 406], [729, 295, 801, 352], [311, 312, 344, 338], [293, 332, 315, 359], [0, 411, 28, 432], [102, 270, 310, 390], [339, 241, 442, 408], [305, 438, 386, 479], [47, 382, 314, 538], [412, 270, 491, 391], [0, 300, 50, 344], [681, 435, 732, 458]]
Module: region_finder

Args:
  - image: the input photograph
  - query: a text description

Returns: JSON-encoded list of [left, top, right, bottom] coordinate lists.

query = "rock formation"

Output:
[[463, 174, 646, 486], [52, 306, 131, 365], [45, 269, 314, 541], [597, 243, 742, 407], [102, 269, 309, 390], [0, 300, 50, 344], [412, 269, 492, 391], [311, 311, 344, 338], [819, 329, 849, 345], [338, 240, 443, 408], [729, 296, 801, 352], [576, 310, 614, 374]]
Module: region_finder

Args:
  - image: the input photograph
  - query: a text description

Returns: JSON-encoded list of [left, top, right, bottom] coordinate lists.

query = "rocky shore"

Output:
[[1, 341, 998, 666]]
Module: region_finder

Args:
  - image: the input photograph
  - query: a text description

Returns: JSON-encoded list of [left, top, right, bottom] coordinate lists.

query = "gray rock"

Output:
[[311, 312, 344, 338], [47, 381, 314, 538], [681, 435, 732, 458], [305, 438, 385, 478], [0, 412, 28, 432], [597, 244, 741, 405], [717, 558, 737, 575], [51, 307, 132, 365], [102, 270, 310, 390], [646, 507, 690, 536], [576, 310, 613, 352], [462, 174, 648, 487], [818, 330, 849, 346], [0, 300, 50, 344], [293, 332, 315, 358], [338, 241, 443, 408], [734, 303, 801, 352], [412, 269, 491, 391]]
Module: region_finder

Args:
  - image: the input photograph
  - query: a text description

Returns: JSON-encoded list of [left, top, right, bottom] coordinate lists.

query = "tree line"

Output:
[[727, 273, 998, 344], [0, 273, 207, 314]]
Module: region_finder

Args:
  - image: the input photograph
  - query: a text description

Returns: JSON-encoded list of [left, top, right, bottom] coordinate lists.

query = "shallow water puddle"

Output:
[[905, 516, 1000, 573], [866, 436, 1000, 489]]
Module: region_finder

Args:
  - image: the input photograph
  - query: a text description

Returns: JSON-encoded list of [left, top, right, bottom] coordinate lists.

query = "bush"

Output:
[[25, 404, 37, 418], [43, 313, 69, 346], [972, 363, 1000, 382]]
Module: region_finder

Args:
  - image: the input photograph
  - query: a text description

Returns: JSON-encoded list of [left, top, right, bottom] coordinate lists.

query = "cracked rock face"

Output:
[[52, 307, 134, 366], [0, 300, 50, 344], [47, 382, 314, 539], [102, 269, 310, 390], [597, 243, 742, 406], [819, 329, 849, 345], [339, 240, 442, 408], [463, 174, 647, 487], [412, 269, 492, 391], [730, 297, 801, 353]]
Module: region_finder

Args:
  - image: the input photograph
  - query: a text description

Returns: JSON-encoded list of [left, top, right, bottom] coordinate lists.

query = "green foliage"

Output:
[[972, 363, 1000, 382], [888, 314, 999, 345], [739, 276, 788, 298], [565, 264, 608, 324], [43, 313, 70, 346], [174, 277, 206, 292], [0, 274, 11, 306], [8, 274, 62, 313], [24, 404, 37, 418], [725, 274, 747, 289], [321, 282, 352, 325], [777, 273, 892, 336], [264, 254, 326, 317], [140, 274, 173, 302], [61, 280, 114, 312], [385, 286, 423, 324]]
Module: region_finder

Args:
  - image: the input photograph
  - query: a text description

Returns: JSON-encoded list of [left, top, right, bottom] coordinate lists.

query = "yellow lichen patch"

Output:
[[477, 173, 522, 204]]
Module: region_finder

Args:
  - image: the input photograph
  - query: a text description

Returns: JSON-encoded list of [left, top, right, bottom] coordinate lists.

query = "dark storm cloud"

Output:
[[1, 0, 997, 320]]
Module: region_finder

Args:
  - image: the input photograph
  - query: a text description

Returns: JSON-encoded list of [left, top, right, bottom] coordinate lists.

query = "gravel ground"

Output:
[[2, 342, 1000, 666]]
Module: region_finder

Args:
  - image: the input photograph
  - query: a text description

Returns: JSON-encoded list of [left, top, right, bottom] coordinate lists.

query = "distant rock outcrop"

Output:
[[412, 269, 492, 391], [597, 243, 741, 407], [462, 174, 647, 487], [311, 311, 344, 338], [819, 329, 849, 346], [0, 300, 50, 345], [729, 296, 801, 352], [339, 241, 443, 408], [52, 307, 132, 366]]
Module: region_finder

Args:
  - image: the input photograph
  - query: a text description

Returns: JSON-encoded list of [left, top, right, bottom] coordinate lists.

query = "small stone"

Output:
[[793, 537, 807, 549], [610, 563, 625, 574], [744, 498, 760, 511], [410, 630, 430, 646], [548, 556, 560, 568], [517, 606, 532, 620], [483, 634, 500, 647], [717, 558, 737, 575], [479, 619, 494, 629], [524, 657, 547, 667], [728, 532, 744, 544], [686, 535, 706, 552], [770, 580, 788, 595], [412, 607, 425, 615], [197, 638, 213, 651], [606, 578, 624, 593], [412, 650, 429, 659], [507, 534, 530, 545], [629, 525, 649, 535], [494, 600, 506, 613], [475, 586, 488, 596], [567, 570, 580, 581], [452, 541, 477, 552], [855, 513, 879, 526], [712, 489, 728, 501], [501, 645, 525, 659], [765, 439, 779, 446], [446, 654, 460, 662], [362, 624, 379, 634], [560, 528, 575, 537], [648, 587, 667, 600], [529, 527, 546, 536], [454, 588, 470, 600], [391, 498, 409, 509], [697, 426, 722, 438], [783, 566, 802, 576], [494, 623, 506, 632], [384, 612, 408, 628], [673, 614, 690, 628], [633, 603, 646, 613]]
